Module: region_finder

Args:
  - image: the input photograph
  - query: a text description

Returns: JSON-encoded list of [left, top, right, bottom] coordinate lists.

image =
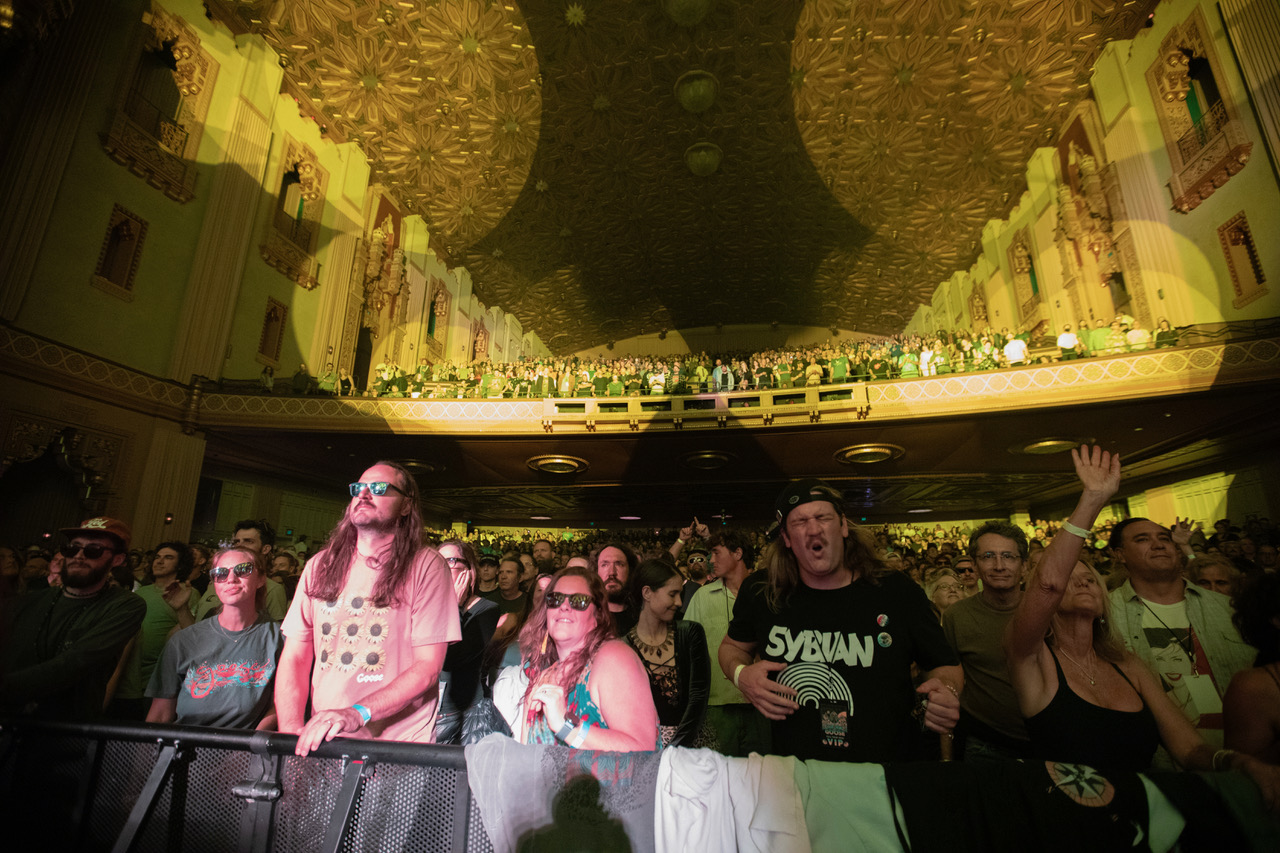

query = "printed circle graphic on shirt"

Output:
[[776, 661, 854, 711], [338, 618, 363, 644], [361, 648, 386, 672], [320, 621, 334, 638], [366, 618, 388, 645], [319, 648, 330, 670], [320, 599, 340, 615], [1045, 761, 1115, 807], [349, 595, 366, 613], [336, 649, 358, 672]]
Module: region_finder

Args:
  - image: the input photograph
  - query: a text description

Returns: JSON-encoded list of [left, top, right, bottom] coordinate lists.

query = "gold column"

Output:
[[167, 35, 282, 383]]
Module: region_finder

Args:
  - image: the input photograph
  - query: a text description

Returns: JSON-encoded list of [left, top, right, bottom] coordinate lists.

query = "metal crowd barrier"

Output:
[[0, 719, 489, 853]]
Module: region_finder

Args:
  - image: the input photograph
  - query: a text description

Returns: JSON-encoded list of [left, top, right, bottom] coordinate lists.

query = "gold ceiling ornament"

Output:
[[225, 0, 1161, 352]]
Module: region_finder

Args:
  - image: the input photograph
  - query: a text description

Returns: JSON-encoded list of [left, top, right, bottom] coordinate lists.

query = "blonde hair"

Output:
[[1029, 558, 1127, 663]]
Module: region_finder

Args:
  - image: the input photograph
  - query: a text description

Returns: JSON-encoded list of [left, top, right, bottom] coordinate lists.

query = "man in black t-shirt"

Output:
[[721, 480, 962, 762]]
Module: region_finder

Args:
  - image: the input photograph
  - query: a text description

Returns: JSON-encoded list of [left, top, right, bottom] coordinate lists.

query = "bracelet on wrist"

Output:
[[567, 721, 590, 748], [733, 663, 747, 689], [1061, 520, 1091, 539], [1212, 748, 1237, 772], [352, 703, 372, 725], [556, 719, 575, 743]]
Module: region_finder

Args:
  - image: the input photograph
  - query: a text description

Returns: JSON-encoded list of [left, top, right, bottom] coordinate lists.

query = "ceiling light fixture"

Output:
[[682, 450, 735, 470], [526, 454, 590, 474], [1013, 438, 1089, 455], [834, 443, 905, 464]]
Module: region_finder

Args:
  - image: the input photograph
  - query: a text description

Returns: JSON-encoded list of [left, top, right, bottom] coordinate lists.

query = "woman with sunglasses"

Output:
[[435, 539, 505, 745], [518, 566, 658, 751], [144, 547, 282, 729]]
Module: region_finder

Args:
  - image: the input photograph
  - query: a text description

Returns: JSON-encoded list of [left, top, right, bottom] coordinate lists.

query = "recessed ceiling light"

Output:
[[1013, 438, 1088, 455], [619, 515, 641, 520], [834, 443, 905, 464], [530, 515, 551, 520], [908, 508, 932, 513], [526, 454, 589, 474], [682, 450, 735, 470]]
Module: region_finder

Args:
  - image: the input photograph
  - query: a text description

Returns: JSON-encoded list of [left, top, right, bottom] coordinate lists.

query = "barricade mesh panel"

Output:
[[129, 746, 253, 853], [468, 792, 494, 853], [86, 739, 160, 848], [4, 734, 97, 849], [344, 762, 455, 851], [273, 753, 347, 851]]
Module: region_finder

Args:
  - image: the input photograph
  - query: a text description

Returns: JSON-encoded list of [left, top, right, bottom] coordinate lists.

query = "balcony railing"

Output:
[[1176, 100, 1228, 161]]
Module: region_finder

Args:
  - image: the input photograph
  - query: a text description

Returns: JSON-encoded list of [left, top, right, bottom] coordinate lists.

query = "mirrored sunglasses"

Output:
[[60, 543, 113, 560], [546, 591, 593, 611], [211, 562, 256, 583], [349, 481, 407, 498]]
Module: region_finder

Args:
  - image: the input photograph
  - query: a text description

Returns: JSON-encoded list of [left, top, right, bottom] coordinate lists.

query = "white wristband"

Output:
[[1061, 520, 1090, 539], [733, 663, 747, 688]]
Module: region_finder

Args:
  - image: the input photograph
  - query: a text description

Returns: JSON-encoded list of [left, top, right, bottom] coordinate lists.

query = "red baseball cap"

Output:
[[60, 517, 132, 551]]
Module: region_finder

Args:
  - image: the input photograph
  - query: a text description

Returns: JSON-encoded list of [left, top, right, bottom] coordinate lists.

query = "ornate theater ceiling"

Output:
[[217, 0, 1160, 352]]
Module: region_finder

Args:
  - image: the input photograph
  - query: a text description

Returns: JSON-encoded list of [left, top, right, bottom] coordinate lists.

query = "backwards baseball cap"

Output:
[[60, 517, 132, 551], [774, 479, 844, 529]]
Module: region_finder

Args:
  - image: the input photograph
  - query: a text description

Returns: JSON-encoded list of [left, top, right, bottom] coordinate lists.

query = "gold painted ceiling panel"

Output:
[[224, 0, 1159, 352]]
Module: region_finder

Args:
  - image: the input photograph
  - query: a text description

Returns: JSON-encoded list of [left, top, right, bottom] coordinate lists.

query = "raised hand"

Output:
[[1071, 444, 1121, 500]]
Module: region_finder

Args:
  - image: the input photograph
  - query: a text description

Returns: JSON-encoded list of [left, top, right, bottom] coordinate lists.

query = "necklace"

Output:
[[213, 615, 251, 648], [1056, 644, 1098, 686], [629, 623, 673, 660], [1138, 599, 1198, 673]]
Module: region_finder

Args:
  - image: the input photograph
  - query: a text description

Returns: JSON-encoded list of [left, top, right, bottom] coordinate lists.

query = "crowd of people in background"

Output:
[[262, 312, 1182, 400], [3, 456, 1278, 812]]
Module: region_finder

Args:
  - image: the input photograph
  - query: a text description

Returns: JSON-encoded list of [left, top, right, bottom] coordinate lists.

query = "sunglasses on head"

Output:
[[210, 562, 256, 583], [348, 481, 408, 498], [60, 543, 114, 560], [546, 591, 593, 611]]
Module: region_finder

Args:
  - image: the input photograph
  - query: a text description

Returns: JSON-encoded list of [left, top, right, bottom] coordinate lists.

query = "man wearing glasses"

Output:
[[0, 517, 146, 718], [942, 522, 1034, 762], [277, 461, 460, 755]]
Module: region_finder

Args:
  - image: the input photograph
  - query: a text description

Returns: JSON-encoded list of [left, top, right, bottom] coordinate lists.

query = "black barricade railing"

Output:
[[0, 719, 486, 853]]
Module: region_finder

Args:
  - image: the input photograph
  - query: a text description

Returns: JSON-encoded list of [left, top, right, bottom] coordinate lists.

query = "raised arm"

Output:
[[1005, 445, 1120, 663]]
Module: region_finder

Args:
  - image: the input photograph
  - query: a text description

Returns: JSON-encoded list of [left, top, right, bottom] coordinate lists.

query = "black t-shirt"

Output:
[[727, 570, 957, 762]]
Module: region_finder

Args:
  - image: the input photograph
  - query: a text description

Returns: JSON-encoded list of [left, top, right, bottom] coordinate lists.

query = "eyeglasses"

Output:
[[545, 591, 593, 611], [60, 543, 114, 560], [348, 481, 408, 498], [210, 562, 256, 583], [976, 551, 1022, 564], [687, 555, 706, 563]]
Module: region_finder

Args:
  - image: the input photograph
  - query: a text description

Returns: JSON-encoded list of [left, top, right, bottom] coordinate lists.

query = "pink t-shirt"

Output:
[[282, 547, 461, 743]]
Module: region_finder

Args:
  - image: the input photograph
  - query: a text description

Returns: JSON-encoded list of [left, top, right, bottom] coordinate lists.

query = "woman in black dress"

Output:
[[624, 559, 712, 748]]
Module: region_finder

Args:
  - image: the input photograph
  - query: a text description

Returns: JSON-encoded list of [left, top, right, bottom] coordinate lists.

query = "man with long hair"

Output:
[[720, 479, 962, 762], [276, 461, 460, 755]]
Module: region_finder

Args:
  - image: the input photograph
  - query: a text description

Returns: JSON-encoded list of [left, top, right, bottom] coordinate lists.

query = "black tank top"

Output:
[[1024, 647, 1160, 772]]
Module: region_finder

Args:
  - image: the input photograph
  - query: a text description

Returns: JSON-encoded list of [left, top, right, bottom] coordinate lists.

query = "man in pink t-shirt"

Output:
[[277, 460, 460, 755]]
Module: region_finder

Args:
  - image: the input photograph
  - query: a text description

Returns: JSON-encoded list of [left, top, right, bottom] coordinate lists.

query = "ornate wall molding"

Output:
[[100, 4, 219, 204]]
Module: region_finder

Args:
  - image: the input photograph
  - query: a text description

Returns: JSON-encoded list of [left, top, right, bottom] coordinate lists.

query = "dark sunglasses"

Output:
[[687, 555, 707, 563], [60, 543, 114, 560], [349, 481, 408, 498], [546, 591, 593, 611], [210, 562, 256, 583], [954, 565, 975, 573]]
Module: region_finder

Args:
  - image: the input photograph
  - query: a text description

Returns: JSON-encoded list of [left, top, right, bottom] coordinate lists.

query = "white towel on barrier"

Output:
[[655, 748, 810, 853]]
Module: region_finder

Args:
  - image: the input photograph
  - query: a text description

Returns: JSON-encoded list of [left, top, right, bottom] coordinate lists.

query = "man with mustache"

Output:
[[720, 480, 962, 762], [276, 461, 460, 755], [591, 541, 639, 635], [1, 517, 146, 718]]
